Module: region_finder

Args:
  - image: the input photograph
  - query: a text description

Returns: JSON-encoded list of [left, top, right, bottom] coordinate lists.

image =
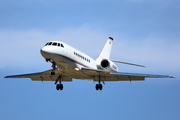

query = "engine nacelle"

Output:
[[96, 59, 118, 72]]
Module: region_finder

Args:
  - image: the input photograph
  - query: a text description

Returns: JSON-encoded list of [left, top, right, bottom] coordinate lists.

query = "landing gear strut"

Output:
[[51, 62, 56, 75], [45, 59, 56, 75]]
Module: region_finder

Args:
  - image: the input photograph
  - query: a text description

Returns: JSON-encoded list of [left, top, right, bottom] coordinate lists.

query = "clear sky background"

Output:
[[0, 0, 180, 120]]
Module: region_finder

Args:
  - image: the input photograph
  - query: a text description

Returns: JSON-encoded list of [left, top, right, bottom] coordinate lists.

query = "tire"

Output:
[[51, 71, 55, 75], [56, 84, 60, 90], [99, 84, 103, 90], [60, 84, 63, 90], [95, 84, 99, 90]]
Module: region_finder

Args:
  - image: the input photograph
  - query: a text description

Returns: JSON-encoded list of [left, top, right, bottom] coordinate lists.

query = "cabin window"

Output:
[[74, 51, 91, 63]]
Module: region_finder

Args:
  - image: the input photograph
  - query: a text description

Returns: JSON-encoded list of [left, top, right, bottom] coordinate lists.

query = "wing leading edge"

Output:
[[4, 69, 72, 82]]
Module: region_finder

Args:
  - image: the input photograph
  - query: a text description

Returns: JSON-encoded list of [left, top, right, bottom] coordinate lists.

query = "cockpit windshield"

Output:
[[52, 42, 57, 46], [48, 42, 52, 45], [45, 42, 64, 48], [45, 42, 49, 46]]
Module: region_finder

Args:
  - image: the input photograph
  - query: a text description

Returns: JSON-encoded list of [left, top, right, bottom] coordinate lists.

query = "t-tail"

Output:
[[95, 37, 145, 72], [96, 37, 119, 72], [96, 37, 114, 60]]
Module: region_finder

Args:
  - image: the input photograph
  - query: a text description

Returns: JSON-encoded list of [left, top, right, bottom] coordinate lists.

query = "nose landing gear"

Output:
[[45, 59, 64, 90], [51, 71, 55, 75], [51, 62, 56, 75], [45, 59, 57, 75]]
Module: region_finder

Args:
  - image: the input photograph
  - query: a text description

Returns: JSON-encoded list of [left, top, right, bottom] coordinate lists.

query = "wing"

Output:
[[5, 68, 174, 82], [4, 69, 72, 82], [82, 68, 174, 81]]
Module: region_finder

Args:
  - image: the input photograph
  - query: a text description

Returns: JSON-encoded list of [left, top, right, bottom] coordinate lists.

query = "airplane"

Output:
[[4, 37, 175, 90]]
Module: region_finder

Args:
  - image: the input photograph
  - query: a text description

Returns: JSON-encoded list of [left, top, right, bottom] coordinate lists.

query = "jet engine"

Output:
[[96, 59, 118, 72]]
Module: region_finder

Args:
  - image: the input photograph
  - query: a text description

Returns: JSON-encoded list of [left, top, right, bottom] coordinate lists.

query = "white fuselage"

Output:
[[41, 41, 98, 79]]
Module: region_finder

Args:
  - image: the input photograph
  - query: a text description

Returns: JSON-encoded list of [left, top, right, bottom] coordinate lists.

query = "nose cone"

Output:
[[41, 47, 48, 53], [40, 47, 51, 59]]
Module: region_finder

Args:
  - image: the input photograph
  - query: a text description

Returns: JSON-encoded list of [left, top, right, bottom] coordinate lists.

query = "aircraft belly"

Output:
[[54, 56, 91, 79]]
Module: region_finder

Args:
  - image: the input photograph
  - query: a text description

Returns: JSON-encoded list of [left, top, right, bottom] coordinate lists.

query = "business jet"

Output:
[[5, 37, 174, 90]]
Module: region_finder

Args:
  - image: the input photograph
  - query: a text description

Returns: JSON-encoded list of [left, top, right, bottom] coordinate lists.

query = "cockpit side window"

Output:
[[45, 42, 49, 46], [52, 42, 57, 46], [61, 44, 64, 48]]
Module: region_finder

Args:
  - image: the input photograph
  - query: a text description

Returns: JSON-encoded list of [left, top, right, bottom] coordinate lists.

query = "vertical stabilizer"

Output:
[[96, 37, 114, 61]]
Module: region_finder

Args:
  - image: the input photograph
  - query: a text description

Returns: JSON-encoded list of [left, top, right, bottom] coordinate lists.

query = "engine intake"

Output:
[[96, 59, 118, 72], [101, 59, 109, 68]]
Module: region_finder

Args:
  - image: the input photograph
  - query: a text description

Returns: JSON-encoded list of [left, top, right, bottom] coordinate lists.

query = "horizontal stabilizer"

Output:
[[111, 59, 145, 67]]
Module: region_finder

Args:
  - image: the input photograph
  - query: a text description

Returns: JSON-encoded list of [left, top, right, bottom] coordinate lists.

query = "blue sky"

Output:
[[0, 0, 180, 120]]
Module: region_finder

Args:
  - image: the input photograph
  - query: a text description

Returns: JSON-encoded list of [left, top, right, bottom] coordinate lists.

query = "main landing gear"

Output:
[[56, 83, 63, 90], [95, 84, 103, 90], [55, 75, 63, 91], [95, 76, 103, 90]]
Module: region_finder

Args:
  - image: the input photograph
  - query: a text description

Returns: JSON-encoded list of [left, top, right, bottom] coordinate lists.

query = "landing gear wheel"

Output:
[[56, 84, 63, 91], [51, 71, 55, 75], [95, 84, 103, 90], [46, 59, 50, 62], [99, 84, 103, 90], [59, 84, 63, 90], [56, 84, 60, 90], [95, 84, 99, 90]]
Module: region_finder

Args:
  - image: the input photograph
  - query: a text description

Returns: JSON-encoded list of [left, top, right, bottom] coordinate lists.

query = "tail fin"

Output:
[[96, 37, 114, 61]]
